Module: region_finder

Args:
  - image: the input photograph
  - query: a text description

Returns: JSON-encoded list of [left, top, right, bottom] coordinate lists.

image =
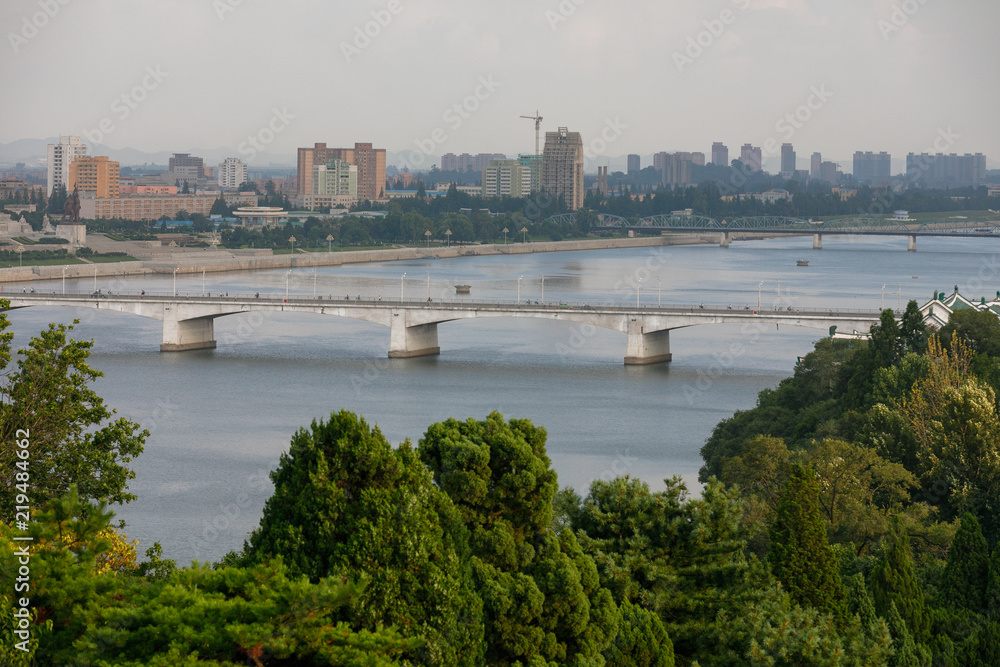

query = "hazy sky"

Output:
[[3, 0, 998, 169]]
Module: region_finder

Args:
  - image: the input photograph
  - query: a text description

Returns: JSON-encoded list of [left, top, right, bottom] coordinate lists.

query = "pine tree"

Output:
[[989, 544, 1000, 614], [604, 599, 675, 667], [418, 412, 617, 664], [243, 410, 485, 665], [768, 465, 846, 622], [871, 516, 928, 642], [941, 513, 990, 612], [847, 573, 878, 629], [885, 602, 926, 667]]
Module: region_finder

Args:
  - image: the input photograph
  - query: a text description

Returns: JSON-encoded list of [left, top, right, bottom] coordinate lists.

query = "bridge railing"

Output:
[[5, 290, 885, 318]]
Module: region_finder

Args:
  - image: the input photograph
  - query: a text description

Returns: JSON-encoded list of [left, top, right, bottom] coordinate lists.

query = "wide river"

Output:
[[6, 235, 996, 564]]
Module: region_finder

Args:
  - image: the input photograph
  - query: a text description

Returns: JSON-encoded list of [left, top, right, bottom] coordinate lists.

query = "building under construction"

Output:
[[541, 127, 584, 210]]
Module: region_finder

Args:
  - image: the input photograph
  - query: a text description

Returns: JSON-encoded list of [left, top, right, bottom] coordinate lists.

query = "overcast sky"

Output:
[[2, 0, 998, 169]]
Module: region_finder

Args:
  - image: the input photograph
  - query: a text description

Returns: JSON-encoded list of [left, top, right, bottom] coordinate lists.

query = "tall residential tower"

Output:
[[541, 128, 584, 210]]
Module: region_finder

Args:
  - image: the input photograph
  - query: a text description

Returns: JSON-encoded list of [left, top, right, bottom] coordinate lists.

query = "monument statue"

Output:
[[62, 186, 82, 223]]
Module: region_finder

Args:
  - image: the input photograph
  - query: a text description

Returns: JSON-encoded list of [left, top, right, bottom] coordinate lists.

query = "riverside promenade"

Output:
[[0, 233, 720, 285]]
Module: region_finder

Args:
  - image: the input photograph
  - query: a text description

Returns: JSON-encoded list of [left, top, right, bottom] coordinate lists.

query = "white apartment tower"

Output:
[[47, 135, 87, 195], [218, 157, 248, 189], [482, 160, 529, 198]]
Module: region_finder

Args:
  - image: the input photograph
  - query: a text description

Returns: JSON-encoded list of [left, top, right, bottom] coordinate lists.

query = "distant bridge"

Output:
[[3, 291, 883, 365], [547, 214, 1000, 250]]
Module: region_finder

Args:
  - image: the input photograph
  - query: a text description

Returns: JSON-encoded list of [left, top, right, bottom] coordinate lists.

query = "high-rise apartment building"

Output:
[[654, 152, 692, 187], [482, 159, 529, 198], [47, 135, 87, 195], [441, 152, 507, 172], [711, 142, 729, 167], [167, 153, 206, 186], [218, 157, 248, 189], [517, 154, 541, 194], [297, 142, 386, 201], [780, 144, 796, 176], [853, 151, 892, 185], [740, 144, 762, 172], [68, 156, 119, 199], [313, 158, 357, 197], [905, 152, 986, 186], [541, 128, 584, 210], [627, 154, 641, 174], [820, 161, 839, 184], [811, 152, 822, 178]]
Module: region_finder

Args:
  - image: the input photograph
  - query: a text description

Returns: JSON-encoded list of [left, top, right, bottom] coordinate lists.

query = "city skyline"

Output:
[[2, 1, 998, 169]]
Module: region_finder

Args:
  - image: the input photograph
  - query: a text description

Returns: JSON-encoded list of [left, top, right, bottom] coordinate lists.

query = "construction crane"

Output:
[[520, 110, 542, 193]]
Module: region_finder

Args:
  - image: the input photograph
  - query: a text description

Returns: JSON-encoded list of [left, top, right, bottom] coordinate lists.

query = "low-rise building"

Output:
[[760, 188, 793, 204], [80, 195, 217, 220]]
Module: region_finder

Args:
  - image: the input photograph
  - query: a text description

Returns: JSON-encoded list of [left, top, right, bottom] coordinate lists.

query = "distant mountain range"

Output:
[[0, 137, 296, 170]]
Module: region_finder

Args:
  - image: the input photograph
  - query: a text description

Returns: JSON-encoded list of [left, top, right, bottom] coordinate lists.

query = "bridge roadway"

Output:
[[3, 291, 883, 365], [549, 214, 1000, 251]]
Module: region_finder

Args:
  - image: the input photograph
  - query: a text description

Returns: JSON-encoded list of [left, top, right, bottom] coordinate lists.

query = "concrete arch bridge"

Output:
[[4, 292, 882, 365]]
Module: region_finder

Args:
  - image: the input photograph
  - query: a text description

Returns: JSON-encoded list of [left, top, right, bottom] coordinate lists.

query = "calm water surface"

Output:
[[7, 235, 995, 563]]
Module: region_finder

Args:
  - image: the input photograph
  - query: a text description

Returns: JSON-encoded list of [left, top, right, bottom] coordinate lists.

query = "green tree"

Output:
[[918, 380, 1000, 536], [807, 438, 917, 554], [242, 410, 485, 665], [418, 412, 617, 665], [47, 183, 67, 214], [940, 513, 990, 612], [885, 602, 929, 667], [871, 516, 928, 642], [0, 304, 146, 519], [768, 465, 846, 622], [209, 197, 230, 217], [603, 598, 674, 666], [899, 300, 928, 355], [0, 487, 419, 666], [939, 308, 1000, 358], [990, 544, 1000, 614]]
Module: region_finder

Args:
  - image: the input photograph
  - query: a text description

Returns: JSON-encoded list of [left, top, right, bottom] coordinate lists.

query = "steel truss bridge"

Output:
[[546, 214, 1000, 249]]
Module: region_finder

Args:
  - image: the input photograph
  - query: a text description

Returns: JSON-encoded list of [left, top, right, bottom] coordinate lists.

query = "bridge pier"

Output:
[[813, 233, 823, 249], [388, 311, 440, 359], [161, 315, 217, 352], [908, 235, 917, 252], [624, 319, 672, 365], [719, 232, 731, 248]]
